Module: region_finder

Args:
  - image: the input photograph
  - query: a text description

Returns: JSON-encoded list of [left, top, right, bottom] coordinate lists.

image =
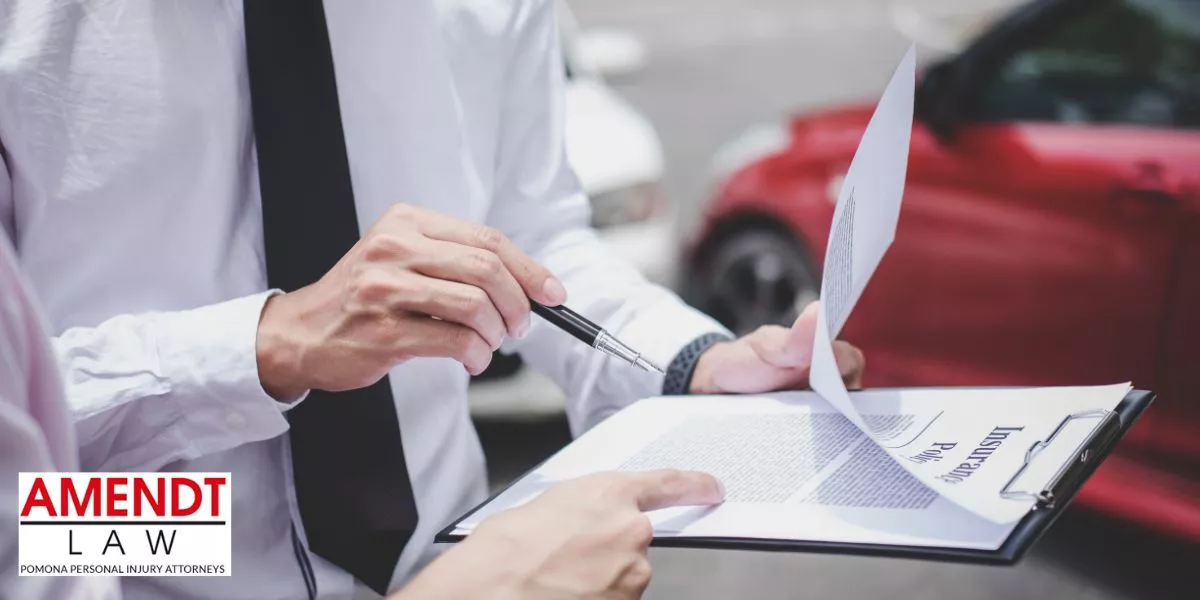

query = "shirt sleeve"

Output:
[[50, 292, 294, 472], [0, 58, 291, 475], [487, 0, 730, 436]]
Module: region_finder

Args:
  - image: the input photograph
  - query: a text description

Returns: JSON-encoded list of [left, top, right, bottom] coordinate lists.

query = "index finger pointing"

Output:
[[625, 470, 726, 512], [417, 211, 567, 305]]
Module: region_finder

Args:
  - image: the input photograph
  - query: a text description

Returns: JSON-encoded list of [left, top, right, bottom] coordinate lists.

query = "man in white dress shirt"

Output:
[[0, 0, 862, 598], [0, 228, 727, 600]]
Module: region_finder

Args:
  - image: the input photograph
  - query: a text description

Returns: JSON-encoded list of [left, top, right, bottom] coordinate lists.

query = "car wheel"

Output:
[[689, 227, 819, 336]]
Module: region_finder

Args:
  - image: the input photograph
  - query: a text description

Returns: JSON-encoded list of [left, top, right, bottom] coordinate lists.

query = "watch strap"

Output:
[[662, 332, 734, 396]]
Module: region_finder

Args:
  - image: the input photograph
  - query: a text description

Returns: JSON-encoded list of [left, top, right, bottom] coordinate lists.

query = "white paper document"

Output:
[[786, 44, 1127, 524], [452, 385, 1130, 549], [808, 45, 916, 431], [447, 45, 1138, 551]]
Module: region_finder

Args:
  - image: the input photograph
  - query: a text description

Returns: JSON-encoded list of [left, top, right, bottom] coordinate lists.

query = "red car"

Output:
[[684, 0, 1199, 539]]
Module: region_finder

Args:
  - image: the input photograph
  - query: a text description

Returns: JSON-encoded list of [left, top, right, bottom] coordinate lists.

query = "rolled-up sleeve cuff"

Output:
[[155, 291, 296, 450]]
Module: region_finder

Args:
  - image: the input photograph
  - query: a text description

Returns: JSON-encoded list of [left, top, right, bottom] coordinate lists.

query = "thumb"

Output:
[[766, 301, 818, 368], [625, 470, 726, 512]]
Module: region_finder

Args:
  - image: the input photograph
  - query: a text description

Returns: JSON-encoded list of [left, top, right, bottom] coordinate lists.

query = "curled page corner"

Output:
[[803, 45, 1131, 524], [808, 301, 861, 429], [808, 42, 916, 434]]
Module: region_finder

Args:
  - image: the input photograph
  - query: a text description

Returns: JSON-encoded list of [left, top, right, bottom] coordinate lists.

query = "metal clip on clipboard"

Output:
[[999, 409, 1121, 509]]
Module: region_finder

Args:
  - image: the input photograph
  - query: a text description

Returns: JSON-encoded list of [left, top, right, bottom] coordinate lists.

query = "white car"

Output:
[[558, 3, 675, 287], [468, 3, 671, 418]]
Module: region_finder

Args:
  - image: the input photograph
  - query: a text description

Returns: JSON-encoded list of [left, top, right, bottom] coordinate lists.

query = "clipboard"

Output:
[[436, 389, 1154, 565]]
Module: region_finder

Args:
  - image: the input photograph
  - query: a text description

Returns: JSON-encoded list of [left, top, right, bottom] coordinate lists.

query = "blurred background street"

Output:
[[566, 0, 997, 233], [471, 0, 1200, 598]]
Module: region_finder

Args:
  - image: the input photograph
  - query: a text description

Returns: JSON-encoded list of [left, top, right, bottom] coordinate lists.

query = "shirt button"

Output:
[[226, 412, 247, 430]]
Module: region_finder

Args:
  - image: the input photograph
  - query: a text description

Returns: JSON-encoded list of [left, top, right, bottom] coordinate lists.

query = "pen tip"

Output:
[[636, 356, 665, 375]]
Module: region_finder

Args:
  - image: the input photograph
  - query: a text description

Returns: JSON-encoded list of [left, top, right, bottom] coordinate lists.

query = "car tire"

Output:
[[686, 225, 819, 337]]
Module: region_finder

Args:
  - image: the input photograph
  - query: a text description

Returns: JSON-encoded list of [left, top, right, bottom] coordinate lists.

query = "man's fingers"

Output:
[[833, 340, 865, 389], [624, 469, 725, 512], [399, 275, 508, 350], [408, 239, 531, 338], [414, 209, 566, 305], [736, 301, 862, 391], [745, 325, 788, 365], [354, 266, 507, 350], [394, 316, 494, 375], [779, 303, 863, 388], [773, 301, 818, 367], [745, 302, 818, 369], [490, 234, 567, 306], [783, 301, 819, 365]]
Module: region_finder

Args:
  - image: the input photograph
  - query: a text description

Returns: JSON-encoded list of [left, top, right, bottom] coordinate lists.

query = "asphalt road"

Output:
[[474, 1, 1200, 599]]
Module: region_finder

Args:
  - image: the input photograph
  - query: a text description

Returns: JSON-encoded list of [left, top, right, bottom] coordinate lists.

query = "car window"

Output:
[[976, 0, 1200, 129]]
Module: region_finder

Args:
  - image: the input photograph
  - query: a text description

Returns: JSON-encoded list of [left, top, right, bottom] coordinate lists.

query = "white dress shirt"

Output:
[[0, 232, 120, 600], [0, 1, 726, 598]]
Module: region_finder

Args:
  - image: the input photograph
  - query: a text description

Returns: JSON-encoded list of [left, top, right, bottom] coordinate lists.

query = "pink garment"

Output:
[[0, 232, 118, 599]]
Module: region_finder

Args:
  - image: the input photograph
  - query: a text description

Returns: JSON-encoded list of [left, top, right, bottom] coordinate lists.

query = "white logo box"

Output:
[[18, 473, 232, 577]]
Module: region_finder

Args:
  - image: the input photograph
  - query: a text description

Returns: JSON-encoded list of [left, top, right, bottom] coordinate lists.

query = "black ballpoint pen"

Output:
[[530, 301, 665, 374]]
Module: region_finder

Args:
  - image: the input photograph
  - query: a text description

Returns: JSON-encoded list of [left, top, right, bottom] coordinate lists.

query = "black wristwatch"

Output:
[[662, 332, 734, 396]]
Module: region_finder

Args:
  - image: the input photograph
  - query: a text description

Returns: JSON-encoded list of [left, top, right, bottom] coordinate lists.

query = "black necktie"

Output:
[[243, 0, 418, 594]]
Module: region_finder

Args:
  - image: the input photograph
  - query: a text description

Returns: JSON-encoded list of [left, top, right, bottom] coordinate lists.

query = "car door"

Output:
[[845, 0, 1199, 453], [1158, 179, 1200, 466]]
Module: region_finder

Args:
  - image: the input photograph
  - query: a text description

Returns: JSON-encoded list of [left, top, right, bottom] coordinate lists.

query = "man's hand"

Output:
[[689, 301, 865, 394], [394, 470, 725, 600], [255, 204, 568, 399]]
